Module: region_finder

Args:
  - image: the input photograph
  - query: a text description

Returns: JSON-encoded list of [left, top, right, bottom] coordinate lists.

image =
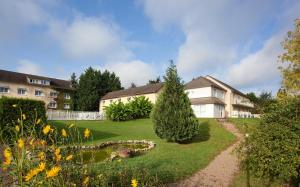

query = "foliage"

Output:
[[245, 91, 275, 113], [148, 76, 161, 84], [0, 97, 46, 142], [151, 62, 199, 143], [105, 96, 153, 121], [0, 105, 96, 186], [76, 67, 122, 111], [228, 118, 260, 134], [70, 72, 78, 110], [52, 118, 236, 184], [130, 82, 137, 88], [279, 19, 300, 96], [237, 97, 300, 185]]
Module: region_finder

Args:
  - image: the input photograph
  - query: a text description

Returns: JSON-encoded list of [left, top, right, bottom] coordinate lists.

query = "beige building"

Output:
[[100, 76, 254, 118], [0, 69, 74, 110], [100, 83, 163, 112]]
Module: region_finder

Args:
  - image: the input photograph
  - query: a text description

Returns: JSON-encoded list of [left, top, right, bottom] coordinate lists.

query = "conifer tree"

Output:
[[151, 62, 199, 142]]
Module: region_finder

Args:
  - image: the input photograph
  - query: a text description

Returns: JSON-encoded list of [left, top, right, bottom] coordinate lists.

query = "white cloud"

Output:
[[17, 59, 43, 75], [101, 60, 157, 88], [49, 16, 133, 61], [226, 34, 283, 89], [140, 0, 300, 92]]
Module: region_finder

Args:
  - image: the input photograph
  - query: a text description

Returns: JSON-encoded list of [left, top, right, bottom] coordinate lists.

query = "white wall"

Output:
[[185, 87, 212, 98], [191, 104, 215, 118]]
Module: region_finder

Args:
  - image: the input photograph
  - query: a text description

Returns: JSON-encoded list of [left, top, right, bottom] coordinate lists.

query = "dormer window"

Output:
[[41, 80, 50, 85], [30, 79, 38, 84]]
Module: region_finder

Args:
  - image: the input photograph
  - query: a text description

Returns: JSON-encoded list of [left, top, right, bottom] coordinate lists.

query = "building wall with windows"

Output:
[[0, 81, 72, 110]]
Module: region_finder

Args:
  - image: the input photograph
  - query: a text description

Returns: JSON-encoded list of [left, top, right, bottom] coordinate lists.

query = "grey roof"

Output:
[[185, 76, 226, 91], [190, 97, 225, 105], [102, 82, 164, 100], [0, 69, 73, 90]]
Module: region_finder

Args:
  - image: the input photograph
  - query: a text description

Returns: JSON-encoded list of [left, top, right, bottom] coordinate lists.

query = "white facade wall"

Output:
[[191, 104, 215, 118], [185, 87, 212, 98]]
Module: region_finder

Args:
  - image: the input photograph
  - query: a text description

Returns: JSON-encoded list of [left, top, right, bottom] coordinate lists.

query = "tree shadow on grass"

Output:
[[50, 121, 119, 142], [182, 121, 211, 144]]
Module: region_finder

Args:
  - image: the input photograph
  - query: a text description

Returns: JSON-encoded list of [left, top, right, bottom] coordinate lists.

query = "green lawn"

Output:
[[228, 118, 260, 133], [51, 118, 236, 183]]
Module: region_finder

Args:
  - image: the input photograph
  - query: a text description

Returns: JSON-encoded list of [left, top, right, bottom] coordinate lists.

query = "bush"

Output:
[[0, 97, 47, 141], [237, 96, 300, 185], [105, 96, 153, 121], [151, 63, 199, 143]]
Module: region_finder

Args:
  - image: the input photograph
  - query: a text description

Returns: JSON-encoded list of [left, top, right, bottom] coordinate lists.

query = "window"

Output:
[[50, 92, 58, 97], [35, 90, 43, 96], [48, 101, 57, 109], [18, 88, 26, 95], [64, 93, 70, 99], [64, 103, 70, 109], [41, 80, 49, 85], [0, 87, 9, 93], [30, 79, 38, 84]]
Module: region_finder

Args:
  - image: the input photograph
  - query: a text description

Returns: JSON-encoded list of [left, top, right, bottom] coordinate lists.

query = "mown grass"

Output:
[[51, 118, 236, 183], [228, 118, 260, 133]]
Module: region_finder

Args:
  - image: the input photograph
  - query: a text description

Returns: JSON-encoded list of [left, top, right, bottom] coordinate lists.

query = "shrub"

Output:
[[151, 62, 199, 143], [237, 96, 300, 185], [0, 97, 47, 141], [128, 96, 153, 119], [105, 96, 153, 121]]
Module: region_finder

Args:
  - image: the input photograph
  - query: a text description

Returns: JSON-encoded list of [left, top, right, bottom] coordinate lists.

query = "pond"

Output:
[[69, 140, 155, 164]]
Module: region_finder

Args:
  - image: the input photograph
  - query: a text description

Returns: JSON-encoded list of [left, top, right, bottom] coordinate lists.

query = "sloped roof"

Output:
[[0, 69, 73, 90], [101, 82, 164, 100], [206, 75, 246, 97], [190, 97, 225, 105], [185, 76, 226, 91]]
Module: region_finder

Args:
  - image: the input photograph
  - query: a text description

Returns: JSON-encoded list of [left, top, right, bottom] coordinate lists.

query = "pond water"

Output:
[[75, 143, 150, 164]]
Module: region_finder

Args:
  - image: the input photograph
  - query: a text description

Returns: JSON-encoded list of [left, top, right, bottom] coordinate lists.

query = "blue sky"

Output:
[[0, 0, 299, 94]]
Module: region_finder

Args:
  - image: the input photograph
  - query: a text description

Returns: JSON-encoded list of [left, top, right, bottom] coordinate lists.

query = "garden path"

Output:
[[169, 121, 243, 187]]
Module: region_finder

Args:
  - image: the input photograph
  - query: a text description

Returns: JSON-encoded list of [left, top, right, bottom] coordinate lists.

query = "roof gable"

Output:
[[184, 76, 226, 91]]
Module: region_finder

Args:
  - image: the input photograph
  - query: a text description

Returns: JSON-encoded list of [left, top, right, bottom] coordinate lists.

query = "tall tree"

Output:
[[70, 73, 78, 110], [148, 77, 161, 84], [279, 19, 300, 96], [76, 67, 122, 111], [151, 62, 199, 143]]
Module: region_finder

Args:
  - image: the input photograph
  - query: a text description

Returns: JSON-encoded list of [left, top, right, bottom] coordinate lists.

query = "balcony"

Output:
[[232, 99, 254, 108]]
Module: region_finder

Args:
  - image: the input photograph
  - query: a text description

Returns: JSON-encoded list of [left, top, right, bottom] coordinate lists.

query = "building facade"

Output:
[[0, 69, 74, 110], [100, 76, 254, 118]]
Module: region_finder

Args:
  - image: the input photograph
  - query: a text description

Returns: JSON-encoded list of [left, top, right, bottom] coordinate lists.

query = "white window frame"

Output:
[[0, 86, 9, 94], [17, 88, 27, 95], [64, 93, 70, 99], [64, 103, 70, 109], [35, 90, 43, 97], [50, 91, 58, 98], [48, 101, 57, 109]]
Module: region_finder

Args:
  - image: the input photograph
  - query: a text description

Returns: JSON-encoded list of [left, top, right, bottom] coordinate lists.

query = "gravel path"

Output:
[[168, 122, 243, 187]]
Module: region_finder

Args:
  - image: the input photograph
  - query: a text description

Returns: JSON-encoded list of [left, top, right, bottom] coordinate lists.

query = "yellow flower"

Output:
[[40, 140, 47, 146], [84, 128, 91, 139], [12, 104, 17, 108], [3, 148, 12, 166], [46, 166, 61, 178], [38, 152, 45, 160], [15, 125, 20, 132], [29, 139, 34, 145], [68, 123, 75, 128], [54, 148, 61, 161], [66, 154, 73, 161], [131, 178, 138, 187], [24, 162, 46, 182], [61, 129, 67, 137], [36, 118, 41, 125], [22, 114, 26, 120], [38, 162, 46, 172], [83, 176, 90, 186], [43, 125, 51, 135], [18, 138, 24, 149]]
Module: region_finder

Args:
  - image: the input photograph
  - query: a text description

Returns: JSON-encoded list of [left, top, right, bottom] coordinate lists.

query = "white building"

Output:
[[185, 76, 254, 118]]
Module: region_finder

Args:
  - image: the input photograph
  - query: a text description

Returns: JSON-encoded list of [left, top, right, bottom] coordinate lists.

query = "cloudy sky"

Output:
[[0, 0, 299, 93]]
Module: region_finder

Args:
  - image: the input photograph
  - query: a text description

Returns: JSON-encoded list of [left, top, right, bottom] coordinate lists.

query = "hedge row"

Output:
[[105, 96, 153, 121], [0, 97, 47, 141]]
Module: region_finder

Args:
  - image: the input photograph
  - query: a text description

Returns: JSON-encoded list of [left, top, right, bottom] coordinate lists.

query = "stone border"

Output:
[[66, 140, 156, 155]]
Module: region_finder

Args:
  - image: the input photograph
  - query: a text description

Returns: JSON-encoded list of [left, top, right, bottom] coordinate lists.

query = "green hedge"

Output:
[[105, 96, 153, 121], [0, 97, 47, 141]]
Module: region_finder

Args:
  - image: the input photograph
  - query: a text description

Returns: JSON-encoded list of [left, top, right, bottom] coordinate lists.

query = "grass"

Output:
[[228, 118, 260, 133], [50, 118, 236, 183]]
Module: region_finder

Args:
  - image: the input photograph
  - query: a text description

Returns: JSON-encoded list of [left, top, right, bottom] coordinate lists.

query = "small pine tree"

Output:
[[151, 62, 199, 143]]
